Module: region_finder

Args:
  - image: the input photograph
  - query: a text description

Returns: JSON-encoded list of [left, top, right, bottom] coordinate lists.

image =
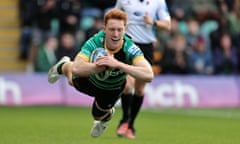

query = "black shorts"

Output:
[[72, 77, 126, 109], [135, 42, 153, 65]]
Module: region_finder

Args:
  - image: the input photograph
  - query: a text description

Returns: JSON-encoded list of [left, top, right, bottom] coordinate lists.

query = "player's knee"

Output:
[[92, 102, 114, 121], [134, 86, 145, 96], [124, 83, 134, 94], [134, 88, 145, 96], [68, 79, 73, 86], [123, 75, 135, 94], [123, 85, 134, 94], [134, 81, 147, 95]]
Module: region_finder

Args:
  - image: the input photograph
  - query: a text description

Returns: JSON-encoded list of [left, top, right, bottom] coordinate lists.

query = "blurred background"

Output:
[[0, 0, 240, 108]]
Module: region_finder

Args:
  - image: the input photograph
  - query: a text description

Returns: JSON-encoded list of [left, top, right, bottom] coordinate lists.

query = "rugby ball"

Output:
[[90, 48, 109, 81], [90, 48, 108, 63]]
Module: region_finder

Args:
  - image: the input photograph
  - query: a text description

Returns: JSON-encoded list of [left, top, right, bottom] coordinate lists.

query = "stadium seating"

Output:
[[0, 0, 26, 72]]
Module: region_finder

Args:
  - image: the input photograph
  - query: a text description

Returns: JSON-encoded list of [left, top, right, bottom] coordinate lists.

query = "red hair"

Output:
[[104, 9, 127, 26]]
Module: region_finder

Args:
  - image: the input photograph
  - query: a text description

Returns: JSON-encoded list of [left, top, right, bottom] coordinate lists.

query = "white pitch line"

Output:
[[143, 109, 240, 119]]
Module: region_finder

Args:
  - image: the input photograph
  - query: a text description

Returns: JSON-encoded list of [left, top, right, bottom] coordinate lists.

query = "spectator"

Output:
[[26, 0, 57, 73], [188, 36, 214, 75], [213, 33, 238, 74], [161, 33, 190, 74], [18, 0, 36, 60], [154, 16, 181, 75], [209, 16, 230, 51], [34, 36, 58, 72], [56, 32, 78, 61], [185, 17, 203, 53], [55, 0, 81, 35], [227, 0, 240, 36], [85, 15, 103, 41]]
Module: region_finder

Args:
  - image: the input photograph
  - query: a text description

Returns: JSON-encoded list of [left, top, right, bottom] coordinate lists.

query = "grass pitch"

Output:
[[0, 106, 240, 144]]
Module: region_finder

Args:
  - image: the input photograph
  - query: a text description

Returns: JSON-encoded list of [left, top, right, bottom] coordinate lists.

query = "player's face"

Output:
[[103, 19, 126, 51]]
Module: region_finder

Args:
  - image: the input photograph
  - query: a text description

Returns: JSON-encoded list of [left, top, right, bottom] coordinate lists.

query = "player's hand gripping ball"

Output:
[[90, 48, 110, 81]]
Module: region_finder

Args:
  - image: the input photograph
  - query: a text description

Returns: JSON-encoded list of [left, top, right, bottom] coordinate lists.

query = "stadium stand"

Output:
[[0, 0, 26, 72]]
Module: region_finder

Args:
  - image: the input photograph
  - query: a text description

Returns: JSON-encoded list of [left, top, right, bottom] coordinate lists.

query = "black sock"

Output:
[[57, 62, 65, 74], [120, 93, 133, 123], [129, 95, 144, 129]]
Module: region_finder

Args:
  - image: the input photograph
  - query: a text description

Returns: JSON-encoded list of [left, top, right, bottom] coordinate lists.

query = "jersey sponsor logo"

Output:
[[95, 70, 124, 81], [108, 70, 124, 77], [95, 71, 110, 81], [133, 11, 143, 16]]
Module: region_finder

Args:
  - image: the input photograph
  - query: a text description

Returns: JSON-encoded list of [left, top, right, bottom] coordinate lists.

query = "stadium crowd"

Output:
[[18, 0, 240, 75]]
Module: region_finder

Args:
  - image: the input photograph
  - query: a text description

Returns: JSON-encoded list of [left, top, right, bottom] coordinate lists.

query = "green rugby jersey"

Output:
[[75, 31, 144, 90]]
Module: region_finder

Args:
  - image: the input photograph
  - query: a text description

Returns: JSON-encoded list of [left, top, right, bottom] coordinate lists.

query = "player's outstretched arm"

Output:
[[72, 56, 106, 77], [96, 56, 153, 82], [117, 59, 154, 82]]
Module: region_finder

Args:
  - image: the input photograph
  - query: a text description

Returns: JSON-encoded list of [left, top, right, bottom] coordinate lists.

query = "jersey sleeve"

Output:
[[77, 31, 105, 62], [77, 39, 95, 62], [127, 44, 145, 64], [157, 0, 171, 21]]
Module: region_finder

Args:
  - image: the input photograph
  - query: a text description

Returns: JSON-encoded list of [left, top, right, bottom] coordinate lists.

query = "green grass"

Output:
[[0, 106, 240, 144]]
